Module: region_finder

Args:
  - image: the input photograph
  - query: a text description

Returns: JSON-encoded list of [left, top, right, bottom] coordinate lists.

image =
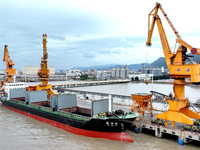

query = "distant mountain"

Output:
[[70, 54, 200, 71], [149, 53, 200, 69], [149, 57, 167, 68], [128, 63, 149, 70], [71, 63, 149, 71], [188, 53, 200, 62], [71, 64, 123, 71]]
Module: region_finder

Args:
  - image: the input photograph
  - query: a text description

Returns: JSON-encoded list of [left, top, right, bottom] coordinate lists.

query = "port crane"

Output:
[[27, 34, 55, 98], [146, 3, 200, 128], [36, 34, 55, 97], [1, 45, 16, 86]]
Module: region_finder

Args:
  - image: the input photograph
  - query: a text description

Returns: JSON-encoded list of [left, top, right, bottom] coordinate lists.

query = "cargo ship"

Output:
[[0, 82, 138, 142]]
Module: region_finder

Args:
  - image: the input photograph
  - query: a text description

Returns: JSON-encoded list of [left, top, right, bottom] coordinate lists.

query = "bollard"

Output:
[[178, 138, 183, 145], [134, 127, 139, 134]]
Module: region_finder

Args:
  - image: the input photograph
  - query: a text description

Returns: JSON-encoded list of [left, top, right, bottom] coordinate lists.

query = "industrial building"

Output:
[[111, 65, 129, 79], [88, 69, 96, 73], [68, 69, 81, 74], [96, 65, 129, 80], [22, 66, 55, 75], [142, 66, 168, 76], [96, 71, 111, 80]]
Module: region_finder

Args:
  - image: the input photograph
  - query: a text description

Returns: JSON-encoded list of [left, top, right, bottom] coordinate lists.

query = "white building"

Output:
[[88, 69, 96, 74], [119, 69, 126, 78], [68, 69, 81, 74], [110, 65, 129, 79], [96, 71, 111, 80], [116, 68, 120, 78], [22, 66, 55, 75], [111, 68, 115, 78]]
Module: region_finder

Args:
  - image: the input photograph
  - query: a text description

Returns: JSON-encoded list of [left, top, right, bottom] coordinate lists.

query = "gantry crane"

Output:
[[146, 3, 200, 128], [2, 45, 16, 85], [36, 34, 55, 97]]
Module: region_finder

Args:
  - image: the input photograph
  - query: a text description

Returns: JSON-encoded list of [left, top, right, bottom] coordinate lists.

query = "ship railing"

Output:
[[11, 99, 26, 104], [30, 104, 51, 111], [57, 110, 91, 120]]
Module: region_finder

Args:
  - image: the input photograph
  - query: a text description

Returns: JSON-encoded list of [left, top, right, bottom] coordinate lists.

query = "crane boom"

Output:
[[146, 2, 200, 82], [38, 34, 49, 85], [3, 45, 16, 83], [147, 3, 180, 46]]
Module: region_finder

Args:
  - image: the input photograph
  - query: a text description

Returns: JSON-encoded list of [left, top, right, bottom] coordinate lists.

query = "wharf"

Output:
[[72, 89, 200, 145], [132, 111, 200, 144], [78, 98, 200, 145], [51, 80, 129, 88], [55, 88, 133, 100], [54, 88, 200, 109]]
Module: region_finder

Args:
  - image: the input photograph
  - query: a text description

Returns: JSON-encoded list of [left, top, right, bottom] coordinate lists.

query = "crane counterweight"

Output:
[[191, 48, 200, 55]]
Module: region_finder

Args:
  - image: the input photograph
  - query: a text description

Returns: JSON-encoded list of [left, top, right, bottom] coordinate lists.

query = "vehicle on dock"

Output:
[[0, 82, 138, 142]]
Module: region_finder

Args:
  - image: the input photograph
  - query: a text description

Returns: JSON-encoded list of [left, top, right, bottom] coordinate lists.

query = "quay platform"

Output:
[[132, 111, 200, 145], [75, 92, 200, 145], [51, 80, 129, 88]]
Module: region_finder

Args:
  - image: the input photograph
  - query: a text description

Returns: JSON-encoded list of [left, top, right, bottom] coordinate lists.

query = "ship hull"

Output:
[[1, 100, 135, 142]]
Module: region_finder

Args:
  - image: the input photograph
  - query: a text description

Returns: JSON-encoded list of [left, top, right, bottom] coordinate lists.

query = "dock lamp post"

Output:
[[66, 71, 67, 88]]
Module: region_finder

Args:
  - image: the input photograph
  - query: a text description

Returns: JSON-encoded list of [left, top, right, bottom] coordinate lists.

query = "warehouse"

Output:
[[22, 66, 55, 75]]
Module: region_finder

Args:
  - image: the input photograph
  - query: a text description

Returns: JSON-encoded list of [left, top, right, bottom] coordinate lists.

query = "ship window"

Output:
[[106, 122, 109, 126], [186, 69, 189, 72], [177, 69, 180, 72], [115, 122, 118, 126]]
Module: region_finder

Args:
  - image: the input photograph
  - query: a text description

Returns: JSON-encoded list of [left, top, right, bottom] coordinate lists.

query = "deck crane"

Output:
[[146, 3, 200, 128], [36, 34, 55, 98], [2, 45, 16, 85]]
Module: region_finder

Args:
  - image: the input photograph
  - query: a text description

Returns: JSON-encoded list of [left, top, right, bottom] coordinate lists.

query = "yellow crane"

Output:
[[27, 34, 55, 98], [2, 45, 16, 85], [146, 3, 200, 128], [36, 34, 55, 97]]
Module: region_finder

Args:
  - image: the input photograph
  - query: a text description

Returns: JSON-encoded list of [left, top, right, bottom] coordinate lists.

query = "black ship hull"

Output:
[[1, 100, 136, 142]]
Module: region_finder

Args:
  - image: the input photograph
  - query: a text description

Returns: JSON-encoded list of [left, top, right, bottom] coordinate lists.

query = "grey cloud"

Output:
[[0, 1, 165, 70]]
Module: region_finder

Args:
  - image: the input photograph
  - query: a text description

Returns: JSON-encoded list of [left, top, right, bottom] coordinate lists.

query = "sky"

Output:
[[0, 0, 200, 71]]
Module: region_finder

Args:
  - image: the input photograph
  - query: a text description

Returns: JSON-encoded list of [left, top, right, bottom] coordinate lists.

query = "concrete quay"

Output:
[[54, 88, 200, 110], [51, 80, 129, 88], [132, 112, 200, 145], [78, 98, 200, 145]]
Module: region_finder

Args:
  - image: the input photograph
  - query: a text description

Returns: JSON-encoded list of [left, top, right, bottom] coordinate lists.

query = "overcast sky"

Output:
[[0, 0, 200, 70]]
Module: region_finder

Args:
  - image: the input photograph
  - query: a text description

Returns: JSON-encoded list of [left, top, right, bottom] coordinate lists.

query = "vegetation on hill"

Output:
[[149, 57, 167, 69]]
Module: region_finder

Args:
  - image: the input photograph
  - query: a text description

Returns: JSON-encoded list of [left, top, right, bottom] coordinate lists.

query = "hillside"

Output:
[[149, 57, 167, 68], [70, 54, 200, 71], [149, 53, 200, 69]]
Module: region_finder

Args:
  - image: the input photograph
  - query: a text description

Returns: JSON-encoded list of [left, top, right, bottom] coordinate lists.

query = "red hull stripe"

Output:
[[4, 105, 134, 143]]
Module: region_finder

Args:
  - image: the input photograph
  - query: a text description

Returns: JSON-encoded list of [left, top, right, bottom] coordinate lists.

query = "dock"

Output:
[[60, 88, 200, 145], [54, 88, 200, 109], [51, 80, 129, 88], [132, 111, 200, 145]]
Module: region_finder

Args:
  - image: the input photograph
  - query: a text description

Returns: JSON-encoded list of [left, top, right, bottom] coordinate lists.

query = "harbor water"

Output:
[[0, 82, 200, 150]]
